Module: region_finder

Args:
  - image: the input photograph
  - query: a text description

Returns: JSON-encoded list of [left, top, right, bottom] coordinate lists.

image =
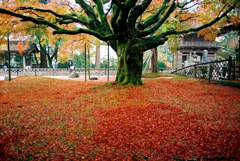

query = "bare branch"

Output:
[[179, 16, 198, 23], [105, 1, 113, 16]]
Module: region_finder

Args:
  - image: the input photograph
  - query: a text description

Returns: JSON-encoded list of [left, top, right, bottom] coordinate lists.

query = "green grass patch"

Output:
[[143, 73, 175, 78], [143, 73, 191, 80]]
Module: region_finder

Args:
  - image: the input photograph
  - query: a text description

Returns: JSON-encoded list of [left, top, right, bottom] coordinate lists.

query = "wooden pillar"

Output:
[[175, 51, 178, 69], [228, 56, 232, 80], [95, 39, 100, 68], [23, 54, 26, 71], [30, 53, 32, 68], [7, 33, 11, 81], [107, 44, 110, 81], [84, 43, 87, 82], [177, 51, 183, 69]]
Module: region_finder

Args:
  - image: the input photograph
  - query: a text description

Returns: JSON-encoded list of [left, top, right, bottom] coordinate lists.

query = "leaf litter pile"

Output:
[[0, 76, 239, 160]]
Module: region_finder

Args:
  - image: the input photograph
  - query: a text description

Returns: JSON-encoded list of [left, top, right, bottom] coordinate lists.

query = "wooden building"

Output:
[[174, 33, 218, 69], [0, 40, 39, 69]]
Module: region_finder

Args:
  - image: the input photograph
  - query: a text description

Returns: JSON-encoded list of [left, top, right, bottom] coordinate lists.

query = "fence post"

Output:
[[194, 65, 197, 77], [232, 60, 235, 80], [84, 43, 87, 82], [208, 64, 213, 83], [228, 56, 232, 80]]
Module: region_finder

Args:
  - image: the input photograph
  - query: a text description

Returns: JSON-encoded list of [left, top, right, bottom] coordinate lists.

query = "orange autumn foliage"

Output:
[[16, 41, 24, 54]]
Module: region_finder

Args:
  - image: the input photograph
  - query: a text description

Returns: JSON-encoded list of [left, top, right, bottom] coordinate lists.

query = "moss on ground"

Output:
[[143, 73, 190, 79], [220, 80, 240, 88], [143, 73, 175, 78]]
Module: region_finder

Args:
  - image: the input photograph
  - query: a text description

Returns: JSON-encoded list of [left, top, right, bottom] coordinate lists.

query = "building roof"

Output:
[[179, 33, 218, 51], [0, 41, 39, 55]]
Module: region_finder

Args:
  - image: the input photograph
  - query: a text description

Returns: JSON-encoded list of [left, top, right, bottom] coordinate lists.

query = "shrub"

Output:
[[69, 71, 79, 78]]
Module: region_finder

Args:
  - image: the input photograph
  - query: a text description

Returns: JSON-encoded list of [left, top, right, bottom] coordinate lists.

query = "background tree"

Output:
[[35, 29, 62, 68], [0, 0, 239, 85], [216, 31, 239, 60], [151, 48, 158, 73], [0, 9, 34, 67], [58, 33, 94, 67], [95, 39, 101, 69]]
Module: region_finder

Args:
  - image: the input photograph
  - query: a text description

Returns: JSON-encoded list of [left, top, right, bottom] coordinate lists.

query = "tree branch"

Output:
[[0, 8, 61, 30], [136, 0, 171, 31], [105, 1, 113, 16], [159, 4, 237, 38], [138, 36, 168, 52], [110, 4, 120, 33], [52, 28, 118, 41], [0, 8, 116, 42], [75, 0, 96, 19], [16, 7, 64, 18], [16, 7, 89, 26], [140, 3, 237, 51], [112, 0, 125, 9], [128, 0, 152, 29], [179, 16, 198, 23], [137, 1, 176, 38], [92, 0, 113, 34]]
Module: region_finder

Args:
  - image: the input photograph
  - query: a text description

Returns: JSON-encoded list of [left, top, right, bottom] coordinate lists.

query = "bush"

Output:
[[220, 80, 240, 88], [157, 61, 167, 68], [57, 62, 68, 68], [69, 71, 79, 78]]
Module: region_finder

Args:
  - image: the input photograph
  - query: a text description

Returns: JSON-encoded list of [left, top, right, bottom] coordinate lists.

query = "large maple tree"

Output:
[[0, 0, 239, 85]]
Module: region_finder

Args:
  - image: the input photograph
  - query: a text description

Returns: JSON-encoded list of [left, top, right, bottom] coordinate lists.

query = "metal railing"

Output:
[[172, 57, 232, 82]]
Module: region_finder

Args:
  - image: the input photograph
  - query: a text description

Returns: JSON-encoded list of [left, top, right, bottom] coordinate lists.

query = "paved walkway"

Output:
[[44, 76, 116, 82], [0, 76, 17, 81], [0, 75, 116, 82]]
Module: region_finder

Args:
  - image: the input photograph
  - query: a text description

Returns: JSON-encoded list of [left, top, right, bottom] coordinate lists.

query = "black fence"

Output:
[[172, 57, 233, 82]]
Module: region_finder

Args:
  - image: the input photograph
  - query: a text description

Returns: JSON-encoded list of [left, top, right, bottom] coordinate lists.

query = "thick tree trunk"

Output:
[[151, 48, 158, 73], [48, 56, 53, 68], [54, 53, 58, 62], [115, 41, 143, 85], [40, 51, 48, 68]]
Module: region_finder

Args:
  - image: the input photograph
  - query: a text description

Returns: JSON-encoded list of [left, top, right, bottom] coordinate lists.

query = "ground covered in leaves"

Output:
[[0, 76, 239, 160]]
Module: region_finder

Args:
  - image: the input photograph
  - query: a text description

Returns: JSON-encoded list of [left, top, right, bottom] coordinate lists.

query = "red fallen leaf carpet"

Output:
[[0, 76, 239, 160]]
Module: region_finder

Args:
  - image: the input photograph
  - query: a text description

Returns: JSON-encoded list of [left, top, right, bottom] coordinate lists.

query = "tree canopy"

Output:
[[216, 31, 239, 59], [0, 0, 239, 85]]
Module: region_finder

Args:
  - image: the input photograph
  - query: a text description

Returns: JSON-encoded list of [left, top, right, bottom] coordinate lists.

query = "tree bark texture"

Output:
[[95, 39, 101, 68], [40, 51, 48, 68], [115, 41, 143, 85], [151, 48, 158, 73]]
